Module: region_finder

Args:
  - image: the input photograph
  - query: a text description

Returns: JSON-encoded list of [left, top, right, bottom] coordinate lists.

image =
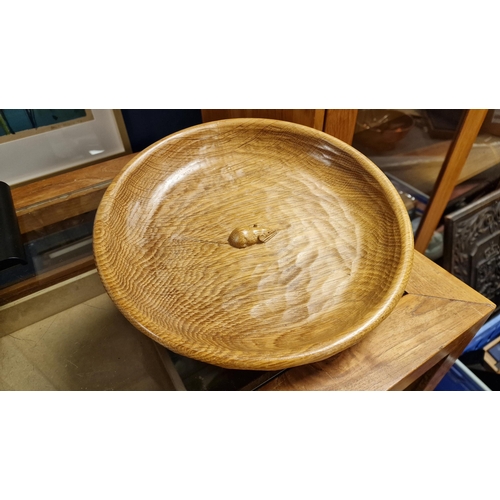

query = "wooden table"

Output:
[[1, 243, 493, 391], [261, 250, 495, 391], [5, 155, 496, 390]]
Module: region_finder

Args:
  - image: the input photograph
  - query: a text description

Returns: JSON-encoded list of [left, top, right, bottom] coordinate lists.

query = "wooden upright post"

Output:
[[414, 109, 488, 253]]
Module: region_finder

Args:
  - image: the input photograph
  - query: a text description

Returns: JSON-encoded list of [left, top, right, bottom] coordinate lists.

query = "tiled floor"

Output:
[[0, 293, 176, 391]]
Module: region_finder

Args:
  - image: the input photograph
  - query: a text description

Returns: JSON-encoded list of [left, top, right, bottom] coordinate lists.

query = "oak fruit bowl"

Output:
[[94, 119, 413, 371]]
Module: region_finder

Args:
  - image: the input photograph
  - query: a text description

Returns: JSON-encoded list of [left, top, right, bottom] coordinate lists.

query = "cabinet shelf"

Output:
[[355, 115, 500, 196]]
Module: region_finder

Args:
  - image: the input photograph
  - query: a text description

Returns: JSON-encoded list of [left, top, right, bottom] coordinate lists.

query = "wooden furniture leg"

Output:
[[408, 321, 488, 391]]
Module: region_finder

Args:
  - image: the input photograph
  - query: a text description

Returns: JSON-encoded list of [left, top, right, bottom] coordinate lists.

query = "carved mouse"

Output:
[[228, 224, 277, 248]]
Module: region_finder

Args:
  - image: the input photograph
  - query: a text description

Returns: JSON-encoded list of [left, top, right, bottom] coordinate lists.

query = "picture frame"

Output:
[[0, 109, 131, 186]]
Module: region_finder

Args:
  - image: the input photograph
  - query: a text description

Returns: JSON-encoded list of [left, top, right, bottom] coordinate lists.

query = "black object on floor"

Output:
[[0, 181, 27, 271]]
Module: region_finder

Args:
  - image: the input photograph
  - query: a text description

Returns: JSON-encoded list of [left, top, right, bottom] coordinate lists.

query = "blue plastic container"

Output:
[[434, 360, 490, 391]]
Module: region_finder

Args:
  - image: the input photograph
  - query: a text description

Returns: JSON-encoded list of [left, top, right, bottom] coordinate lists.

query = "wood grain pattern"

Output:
[[201, 110, 325, 130], [405, 250, 490, 303], [260, 248, 494, 390], [94, 118, 414, 370], [414, 109, 488, 252], [201, 110, 356, 145], [261, 292, 493, 390], [323, 109, 358, 145]]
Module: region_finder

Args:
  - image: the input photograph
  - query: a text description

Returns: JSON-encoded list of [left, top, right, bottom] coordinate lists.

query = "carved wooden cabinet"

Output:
[[444, 189, 500, 305]]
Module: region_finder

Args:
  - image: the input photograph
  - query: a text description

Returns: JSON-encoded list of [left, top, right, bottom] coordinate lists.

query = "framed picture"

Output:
[[0, 109, 131, 186]]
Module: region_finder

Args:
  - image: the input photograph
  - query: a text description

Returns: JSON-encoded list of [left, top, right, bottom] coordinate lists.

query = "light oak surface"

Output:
[[323, 109, 358, 145], [4, 116, 494, 389], [94, 118, 414, 370], [261, 249, 494, 390], [202, 110, 326, 131], [202, 109, 358, 145]]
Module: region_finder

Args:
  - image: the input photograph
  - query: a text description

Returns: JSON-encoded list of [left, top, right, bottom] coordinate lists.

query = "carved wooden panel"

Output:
[[444, 189, 500, 304]]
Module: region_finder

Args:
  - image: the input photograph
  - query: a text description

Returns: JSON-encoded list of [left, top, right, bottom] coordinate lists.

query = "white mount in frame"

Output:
[[0, 109, 127, 186]]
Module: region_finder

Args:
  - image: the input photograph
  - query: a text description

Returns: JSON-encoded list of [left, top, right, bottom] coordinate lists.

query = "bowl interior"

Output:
[[94, 119, 413, 370]]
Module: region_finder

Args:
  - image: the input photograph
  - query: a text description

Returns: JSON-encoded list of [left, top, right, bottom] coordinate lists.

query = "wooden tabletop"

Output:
[[261, 250, 495, 390], [7, 152, 496, 390]]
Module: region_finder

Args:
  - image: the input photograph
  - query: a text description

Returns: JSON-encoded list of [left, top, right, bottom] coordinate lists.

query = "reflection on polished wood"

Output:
[[94, 118, 413, 370]]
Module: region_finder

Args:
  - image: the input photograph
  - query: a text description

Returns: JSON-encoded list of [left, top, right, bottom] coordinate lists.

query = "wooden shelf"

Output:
[[354, 124, 451, 195], [355, 124, 500, 195]]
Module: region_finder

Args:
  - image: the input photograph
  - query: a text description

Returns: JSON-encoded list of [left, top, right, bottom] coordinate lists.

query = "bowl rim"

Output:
[[93, 118, 414, 370]]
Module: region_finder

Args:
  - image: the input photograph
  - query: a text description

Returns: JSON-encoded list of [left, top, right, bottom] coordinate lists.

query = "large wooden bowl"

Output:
[[94, 119, 413, 370]]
